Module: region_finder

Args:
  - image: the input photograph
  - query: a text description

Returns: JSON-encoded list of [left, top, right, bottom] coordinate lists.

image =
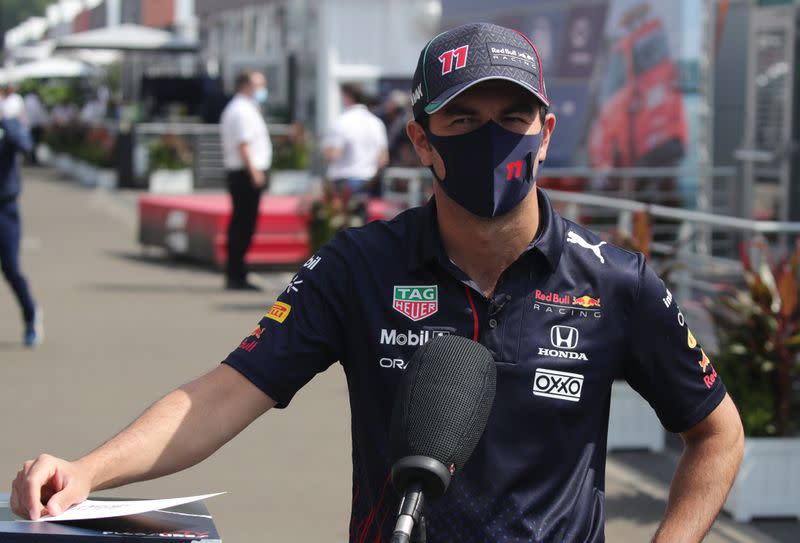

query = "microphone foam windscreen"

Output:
[[390, 335, 497, 472]]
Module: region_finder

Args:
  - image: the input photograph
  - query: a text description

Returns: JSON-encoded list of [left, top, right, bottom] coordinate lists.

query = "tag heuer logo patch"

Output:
[[393, 285, 438, 321]]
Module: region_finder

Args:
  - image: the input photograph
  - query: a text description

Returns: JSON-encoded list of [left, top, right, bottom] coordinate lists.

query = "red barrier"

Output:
[[138, 193, 396, 267]]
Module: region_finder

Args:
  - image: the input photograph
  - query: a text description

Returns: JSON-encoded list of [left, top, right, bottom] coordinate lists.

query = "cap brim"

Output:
[[424, 76, 550, 115]]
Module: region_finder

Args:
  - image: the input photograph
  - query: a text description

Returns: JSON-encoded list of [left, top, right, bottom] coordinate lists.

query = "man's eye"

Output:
[[504, 116, 529, 124], [451, 117, 473, 126]]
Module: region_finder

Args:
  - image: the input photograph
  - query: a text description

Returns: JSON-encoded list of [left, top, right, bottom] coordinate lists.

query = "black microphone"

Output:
[[389, 335, 497, 543]]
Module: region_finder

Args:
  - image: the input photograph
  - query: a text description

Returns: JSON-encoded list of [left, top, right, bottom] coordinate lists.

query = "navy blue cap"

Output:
[[411, 22, 550, 120]]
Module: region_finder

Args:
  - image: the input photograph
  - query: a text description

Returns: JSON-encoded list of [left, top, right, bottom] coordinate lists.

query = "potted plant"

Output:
[[706, 237, 800, 522], [85, 125, 117, 189], [148, 133, 193, 194]]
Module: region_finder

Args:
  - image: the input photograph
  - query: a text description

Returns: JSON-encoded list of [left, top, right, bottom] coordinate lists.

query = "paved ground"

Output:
[[1, 168, 796, 542]]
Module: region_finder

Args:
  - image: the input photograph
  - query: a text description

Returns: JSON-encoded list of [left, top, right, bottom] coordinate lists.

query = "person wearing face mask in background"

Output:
[[219, 70, 273, 291], [11, 23, 744, 542]]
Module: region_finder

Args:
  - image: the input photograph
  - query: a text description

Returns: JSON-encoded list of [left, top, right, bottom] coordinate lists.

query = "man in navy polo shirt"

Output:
[[12, 23, 743, 542]]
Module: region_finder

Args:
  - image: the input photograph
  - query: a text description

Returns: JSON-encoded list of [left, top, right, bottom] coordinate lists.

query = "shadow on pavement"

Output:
[[107, 250, 302, 275], [605, 488, 665, 526], [214, 303, 274, 312], [82, 282, 224, 295], [105, 250, 221, 276]]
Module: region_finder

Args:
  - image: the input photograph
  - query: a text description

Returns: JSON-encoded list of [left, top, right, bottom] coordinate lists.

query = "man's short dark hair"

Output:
[[235, 70, 257, 91], [341, 83, 368, 105]]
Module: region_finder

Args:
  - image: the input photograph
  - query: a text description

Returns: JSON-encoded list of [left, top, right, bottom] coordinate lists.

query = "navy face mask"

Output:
[[426, 120, 545, 218]]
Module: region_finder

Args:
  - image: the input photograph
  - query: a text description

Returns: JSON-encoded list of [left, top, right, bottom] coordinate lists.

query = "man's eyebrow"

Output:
[[440, 103, 478, 116], [500, 101, 538, 115]]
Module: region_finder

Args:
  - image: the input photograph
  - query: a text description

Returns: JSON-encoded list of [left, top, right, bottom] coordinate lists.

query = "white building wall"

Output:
[[198, 0, 440, 133], [315, 0, 440, 134]]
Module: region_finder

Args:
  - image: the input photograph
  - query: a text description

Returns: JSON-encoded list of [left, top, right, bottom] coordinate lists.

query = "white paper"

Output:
[[30, 492, 225, 522]]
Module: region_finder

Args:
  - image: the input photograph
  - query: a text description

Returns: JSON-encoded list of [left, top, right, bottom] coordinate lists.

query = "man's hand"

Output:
[[251, 169, 266, 188], [11, 454, 92, 520]]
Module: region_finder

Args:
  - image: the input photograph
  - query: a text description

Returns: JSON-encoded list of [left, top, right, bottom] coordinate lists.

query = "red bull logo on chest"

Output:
[[393, 285, 438, 322], [573, 295, 601, 308]]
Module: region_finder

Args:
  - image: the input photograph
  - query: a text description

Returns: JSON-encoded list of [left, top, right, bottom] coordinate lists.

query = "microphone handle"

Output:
[[391, 482, 425, 543]]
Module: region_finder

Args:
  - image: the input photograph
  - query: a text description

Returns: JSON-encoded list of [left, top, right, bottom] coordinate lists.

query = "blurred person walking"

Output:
[[323, 84, 388, 198], [0, 100, 42, 346], [220, 70, 272, 291], [24, 91, 48, 165]]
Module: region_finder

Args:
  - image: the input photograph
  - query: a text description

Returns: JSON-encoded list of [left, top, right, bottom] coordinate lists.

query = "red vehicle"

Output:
[[588, 16, 687, 168]]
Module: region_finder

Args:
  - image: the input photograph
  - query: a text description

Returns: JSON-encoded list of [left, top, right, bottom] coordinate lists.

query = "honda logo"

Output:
[[550, 325, 579, 350]]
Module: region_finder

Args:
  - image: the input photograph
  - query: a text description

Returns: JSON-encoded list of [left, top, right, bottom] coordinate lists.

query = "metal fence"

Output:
[[134, 122, 293, 189], [381, 166, 800, 303]]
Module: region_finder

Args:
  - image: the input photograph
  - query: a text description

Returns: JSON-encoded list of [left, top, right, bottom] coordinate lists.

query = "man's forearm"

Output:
[[79, 366, 274, 491], [654, 397, 744, 542]]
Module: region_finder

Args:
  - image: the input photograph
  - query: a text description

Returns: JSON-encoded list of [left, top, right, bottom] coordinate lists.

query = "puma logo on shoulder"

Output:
[[566, 231, 607, 264]]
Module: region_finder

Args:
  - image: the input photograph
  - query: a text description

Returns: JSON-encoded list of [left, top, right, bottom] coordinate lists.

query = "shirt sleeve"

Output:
[[623, 255, 726, 433], [222, 236, 350, 408]]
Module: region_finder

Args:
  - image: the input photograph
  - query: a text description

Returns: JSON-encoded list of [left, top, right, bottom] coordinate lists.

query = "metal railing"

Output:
[[135, 122, 293, 189], [381, 166, 800, 302]]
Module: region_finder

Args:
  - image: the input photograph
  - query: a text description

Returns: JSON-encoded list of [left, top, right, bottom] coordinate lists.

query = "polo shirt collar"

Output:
[[408, 186, 564, 273]]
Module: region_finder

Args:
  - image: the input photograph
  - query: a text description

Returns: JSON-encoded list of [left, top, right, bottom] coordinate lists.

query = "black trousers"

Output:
[[0, 198, 36, 323], [225, 169, 267, 282]]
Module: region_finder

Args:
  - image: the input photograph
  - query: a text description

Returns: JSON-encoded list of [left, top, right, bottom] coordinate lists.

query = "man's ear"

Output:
[[406, 119, 435, 167], [536, 112, 557, 164]]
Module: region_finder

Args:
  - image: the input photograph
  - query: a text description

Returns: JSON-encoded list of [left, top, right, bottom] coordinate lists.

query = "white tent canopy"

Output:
[[55, 24, 199, 53], [0, 58, 95, 83]]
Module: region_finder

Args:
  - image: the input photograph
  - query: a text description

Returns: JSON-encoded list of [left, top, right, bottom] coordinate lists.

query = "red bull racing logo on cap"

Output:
[[393, 285, 438, 322]]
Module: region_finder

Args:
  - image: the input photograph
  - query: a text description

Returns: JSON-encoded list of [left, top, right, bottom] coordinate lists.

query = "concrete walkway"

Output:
[[1, 168, 794, 542]]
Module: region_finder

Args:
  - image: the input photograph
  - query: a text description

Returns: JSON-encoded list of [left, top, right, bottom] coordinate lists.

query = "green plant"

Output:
[[271, 123, 312, 171], [149, 134, 192, 171], [705, 238, 800, 437]]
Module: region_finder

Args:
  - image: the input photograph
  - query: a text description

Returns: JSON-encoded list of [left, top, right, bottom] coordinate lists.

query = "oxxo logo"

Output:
[[380, 328, 450, 346], [379, 357, 407, 370], [533, 368, 584, 402]]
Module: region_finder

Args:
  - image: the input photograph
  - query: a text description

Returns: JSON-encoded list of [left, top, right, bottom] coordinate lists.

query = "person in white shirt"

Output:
[[219, 70, 272, 291], [1, 85, 27, 123], [323, 84, 388, 197]]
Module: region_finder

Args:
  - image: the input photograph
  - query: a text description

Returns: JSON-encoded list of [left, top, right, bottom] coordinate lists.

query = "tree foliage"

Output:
[[0, 0, 54, 49]]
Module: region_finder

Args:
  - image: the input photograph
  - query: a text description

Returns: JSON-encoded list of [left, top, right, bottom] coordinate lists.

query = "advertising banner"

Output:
[[442, 0, 704, 201]]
